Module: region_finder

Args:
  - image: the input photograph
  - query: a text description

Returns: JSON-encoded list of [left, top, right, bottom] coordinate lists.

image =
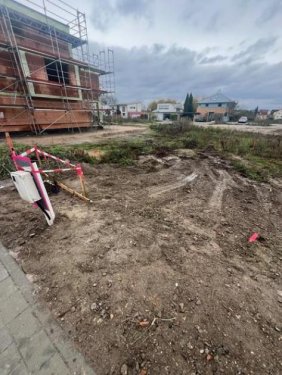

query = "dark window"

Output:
[[205, 104, 208, 107], [11, 20, 25, 36], [218, 103, 222, 107], [44, 58, 69, 84]]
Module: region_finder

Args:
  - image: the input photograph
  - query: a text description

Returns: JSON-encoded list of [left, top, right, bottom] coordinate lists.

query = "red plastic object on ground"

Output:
[[248, 232, 260, 243]]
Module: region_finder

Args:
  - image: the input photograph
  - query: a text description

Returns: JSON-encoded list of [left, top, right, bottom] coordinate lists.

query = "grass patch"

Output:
[[1, 122, 281, 181]]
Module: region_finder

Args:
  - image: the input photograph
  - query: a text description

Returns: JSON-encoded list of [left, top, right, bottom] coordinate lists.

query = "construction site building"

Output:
[[0, 0, 114, 134]]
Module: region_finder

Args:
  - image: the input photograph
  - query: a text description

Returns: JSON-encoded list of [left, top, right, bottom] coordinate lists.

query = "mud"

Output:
[[1, 152, 282, 375]]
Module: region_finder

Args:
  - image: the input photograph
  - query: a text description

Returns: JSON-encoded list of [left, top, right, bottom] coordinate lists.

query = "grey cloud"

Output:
[[90, 42, 282, 108], [199, 55, 228, 64], [91, 0, 152, 31], [256, 0, 282, 23], [116, 0, 151, 17], [231, 37, 278, 62]]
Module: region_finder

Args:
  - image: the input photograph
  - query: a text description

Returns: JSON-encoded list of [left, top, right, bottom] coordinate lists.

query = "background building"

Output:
[[273, 110, 282, 120], [196, 91, 236, 122], [0, 0, 115, 134], [152, 102, 183, 121], [119, 102, 145, 119]]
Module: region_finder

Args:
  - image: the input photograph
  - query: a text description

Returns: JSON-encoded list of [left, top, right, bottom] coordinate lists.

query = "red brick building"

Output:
[[0, 0, 111, 133]]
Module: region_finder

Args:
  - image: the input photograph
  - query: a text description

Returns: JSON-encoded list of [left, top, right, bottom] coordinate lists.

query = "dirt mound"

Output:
[[1, 154, 282, 375]]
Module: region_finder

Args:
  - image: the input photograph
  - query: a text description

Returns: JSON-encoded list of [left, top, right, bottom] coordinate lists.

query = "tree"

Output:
[[184, 93, 189, 115], [147, 100, 158, 112], [148, 98, 177, 112], [184, 92, 195, 119]]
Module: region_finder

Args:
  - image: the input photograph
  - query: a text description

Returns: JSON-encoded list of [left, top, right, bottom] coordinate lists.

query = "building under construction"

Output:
[[0, 0, 115, 134]]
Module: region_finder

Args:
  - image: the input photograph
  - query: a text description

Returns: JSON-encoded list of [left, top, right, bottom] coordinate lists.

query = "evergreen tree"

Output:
[[188, 93, 194, 119], [184, 93, 190, 115]]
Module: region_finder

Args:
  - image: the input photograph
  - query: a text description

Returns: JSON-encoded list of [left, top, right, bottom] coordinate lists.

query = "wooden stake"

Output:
[[57, 181, 92, 203], [5, 132, 14, 154]]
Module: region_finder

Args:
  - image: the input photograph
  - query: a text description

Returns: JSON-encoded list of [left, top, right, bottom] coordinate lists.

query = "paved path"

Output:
[[0, 242, 95, 375]]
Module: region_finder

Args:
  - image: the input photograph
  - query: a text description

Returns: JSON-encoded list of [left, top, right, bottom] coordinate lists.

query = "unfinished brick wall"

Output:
[[0, 14, 101, 133]]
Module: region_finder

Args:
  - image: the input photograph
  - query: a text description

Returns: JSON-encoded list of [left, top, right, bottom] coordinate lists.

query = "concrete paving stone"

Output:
[[0, 289, 28, 325], [19, 329, 57, 373], [0, 242, 95, 375], [10, 362, 29, 375], [0, 315, 4, 330], [39, 353, 71, 375], [0, 342, 22, 375], [0, 327, 13, 353], [8, 307, 41, 348], [0, 276, 18, 304], [0, 261, 8, 282]]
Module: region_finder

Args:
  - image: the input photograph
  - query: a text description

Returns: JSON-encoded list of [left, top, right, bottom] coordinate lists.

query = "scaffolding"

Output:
[[0, 0, 115, 134]]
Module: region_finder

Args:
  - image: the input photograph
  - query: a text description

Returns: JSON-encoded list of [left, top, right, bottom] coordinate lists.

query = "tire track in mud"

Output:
[[148, 172, 198, 198], [207, 170, 238, 213]]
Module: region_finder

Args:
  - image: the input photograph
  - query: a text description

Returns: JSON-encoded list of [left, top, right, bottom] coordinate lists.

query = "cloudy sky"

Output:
[[67, 0, 282, 108]]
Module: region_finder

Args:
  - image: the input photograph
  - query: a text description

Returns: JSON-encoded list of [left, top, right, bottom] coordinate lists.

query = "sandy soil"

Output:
[[0, 125, 149, 147], [195, 123, 282, 135], [1, 151, 282, 375]]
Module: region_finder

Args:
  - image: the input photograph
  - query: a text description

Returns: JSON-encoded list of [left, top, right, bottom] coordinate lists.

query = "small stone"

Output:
[[277, 290, 282, 297], [274, 326, 281, 332], [107, 280, 112, 288], [102, 272, 107, 276], [29, 233, 35, 238], [200, 349, 204, 354], [179, 303, 185, 313], [9, 251, 19, 261], [91, 302, 98, 311], [110, 313, 114, 319], [187, 342, 193, 350], [26, 274, 35, 283], [71, 306, 76, 312], [207, 354, 213, 361], [196, 299, 201, 306], [120, 363, 128, 375], [93, 283, 97, 287]]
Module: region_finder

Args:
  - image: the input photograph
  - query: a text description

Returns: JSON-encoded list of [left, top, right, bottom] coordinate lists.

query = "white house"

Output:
[[273, 110, 282, 120], [152, 102, 183, 121], [119, 102, 145, 119]]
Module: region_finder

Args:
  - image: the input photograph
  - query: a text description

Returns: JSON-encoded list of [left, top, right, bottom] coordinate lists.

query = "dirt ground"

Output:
[[1, 150, 282, 375], [0, 125, 149, 147]]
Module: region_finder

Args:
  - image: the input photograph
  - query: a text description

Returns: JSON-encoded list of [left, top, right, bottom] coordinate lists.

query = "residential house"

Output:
[[273, 110, 282, 120], [152, 102, 183, 121], [256, 110, 270, 120], [119, 102, 144, 119], [196, 91, 236, 122]]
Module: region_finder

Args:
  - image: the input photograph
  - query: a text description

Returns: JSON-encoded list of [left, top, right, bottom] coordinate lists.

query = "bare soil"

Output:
[[0, 125, 149, 147], [1, 151, 282, 375]]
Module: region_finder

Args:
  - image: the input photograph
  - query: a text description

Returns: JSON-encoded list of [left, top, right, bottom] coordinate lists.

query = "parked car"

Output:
[[238, 116, 248, 124]]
